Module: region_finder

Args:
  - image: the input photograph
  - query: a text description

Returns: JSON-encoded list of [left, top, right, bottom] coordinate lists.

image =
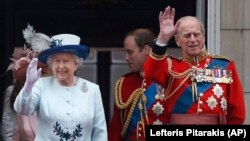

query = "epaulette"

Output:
[[211, 54, 232, 62], [114, 73, 128, 85], [122, 72, 135, 77], [166, 54, 183, 61], [114, 73, 130, 85]]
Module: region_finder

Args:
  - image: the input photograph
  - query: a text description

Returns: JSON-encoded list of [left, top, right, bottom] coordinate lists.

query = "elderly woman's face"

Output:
[[50, 52, 77, 85]]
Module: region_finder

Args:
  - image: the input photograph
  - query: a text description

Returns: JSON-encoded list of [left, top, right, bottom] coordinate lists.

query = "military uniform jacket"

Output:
[[109, 72, 170, 141], [144, 46, 245, 124], [14, 76, 107, 141]]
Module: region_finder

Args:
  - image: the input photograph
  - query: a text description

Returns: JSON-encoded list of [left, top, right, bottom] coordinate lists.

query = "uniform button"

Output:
[[138, 127, 142, 130], [199, 101, 203, 104], [66, 113, 70, 116], [155, 95, 159, 99], [138, 133, 141, 137], [197, 109, 202, 113], [66, 100, 70, 104], [199, 93, 203, 97]]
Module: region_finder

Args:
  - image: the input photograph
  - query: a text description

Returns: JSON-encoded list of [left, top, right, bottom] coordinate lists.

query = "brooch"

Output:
[[212, 84, 224, 98], [81, 82, 88, 93], [206, 95, 218, 110]]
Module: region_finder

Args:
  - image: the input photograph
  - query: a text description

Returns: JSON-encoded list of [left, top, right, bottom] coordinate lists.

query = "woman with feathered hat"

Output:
[[2, 24, 52, 141], [13, 33, 107, 141]]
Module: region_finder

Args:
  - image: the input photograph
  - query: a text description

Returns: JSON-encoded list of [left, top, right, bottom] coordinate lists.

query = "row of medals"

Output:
[[150, 66, 232, 125]]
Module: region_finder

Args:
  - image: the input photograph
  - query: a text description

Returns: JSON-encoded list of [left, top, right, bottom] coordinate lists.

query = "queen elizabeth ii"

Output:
[[14, 34, 107, 141]]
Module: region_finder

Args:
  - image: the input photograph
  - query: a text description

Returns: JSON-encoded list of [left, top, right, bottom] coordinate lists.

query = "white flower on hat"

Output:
[[23, 23, 51, 53], [1, 24, 51, 77], [30, 33, 51, 52], [23, 24, 35, 43]]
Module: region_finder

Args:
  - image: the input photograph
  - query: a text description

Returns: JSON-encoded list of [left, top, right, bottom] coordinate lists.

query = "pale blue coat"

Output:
[[14, 76, 107, 141]]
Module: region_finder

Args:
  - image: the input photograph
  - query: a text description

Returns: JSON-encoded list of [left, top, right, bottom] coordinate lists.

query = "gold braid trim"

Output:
[[149, 49, 166, 60], [164, 58, 193, 99], [115, 77, 143, 109], [211, 54, 232, 62], [114, 77, 144, 137]]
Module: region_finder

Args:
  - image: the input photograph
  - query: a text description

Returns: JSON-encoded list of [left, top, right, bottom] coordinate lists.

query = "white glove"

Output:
[[23, 58, 41, 94]]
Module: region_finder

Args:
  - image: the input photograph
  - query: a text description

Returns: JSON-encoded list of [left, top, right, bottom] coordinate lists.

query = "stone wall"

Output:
[[220, 0, 250, 124]]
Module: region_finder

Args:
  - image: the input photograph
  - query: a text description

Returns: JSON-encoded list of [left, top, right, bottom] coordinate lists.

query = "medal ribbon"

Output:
[[172, 58, 229, 113]]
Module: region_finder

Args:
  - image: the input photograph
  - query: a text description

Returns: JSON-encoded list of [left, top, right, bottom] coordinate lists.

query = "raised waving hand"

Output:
[[23, 58, 42, 94], [157, 6, 180, 44]]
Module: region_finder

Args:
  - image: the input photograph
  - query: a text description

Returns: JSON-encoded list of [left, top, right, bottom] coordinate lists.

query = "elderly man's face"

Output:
[[51, 52, 77, 85], [175, 19, 205, 57]]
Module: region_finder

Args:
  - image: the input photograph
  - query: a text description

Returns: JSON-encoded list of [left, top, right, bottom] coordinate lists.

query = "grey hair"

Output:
[[176, 16, 206, 36], [47, 53, 84, 68]]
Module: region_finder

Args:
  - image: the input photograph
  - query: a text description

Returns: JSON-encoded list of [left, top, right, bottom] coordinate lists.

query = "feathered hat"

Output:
[[38, 34, 90, 64], [0, 24, 51, 84], [23, 24, 51, 53]]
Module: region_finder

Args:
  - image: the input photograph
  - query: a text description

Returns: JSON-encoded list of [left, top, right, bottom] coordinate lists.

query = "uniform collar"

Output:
[[182, 47, 208, 63]]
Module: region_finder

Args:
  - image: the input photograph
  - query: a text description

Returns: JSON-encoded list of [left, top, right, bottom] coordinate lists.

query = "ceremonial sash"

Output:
[[125, 83, 157, 137], [172, 59, 229, 113]]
